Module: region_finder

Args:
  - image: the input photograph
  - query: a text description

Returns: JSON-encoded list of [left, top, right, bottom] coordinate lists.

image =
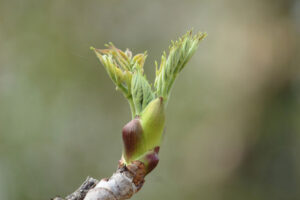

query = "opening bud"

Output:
[[141, 97, 165, 151]]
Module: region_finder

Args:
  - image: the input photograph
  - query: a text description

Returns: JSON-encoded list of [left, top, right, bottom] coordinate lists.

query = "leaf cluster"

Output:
[[91, 30, 206, 118]]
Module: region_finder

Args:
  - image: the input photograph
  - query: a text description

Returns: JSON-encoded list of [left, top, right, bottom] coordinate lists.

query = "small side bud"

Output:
[[139, 147, 160, 174], [122, 117, 145, 163]]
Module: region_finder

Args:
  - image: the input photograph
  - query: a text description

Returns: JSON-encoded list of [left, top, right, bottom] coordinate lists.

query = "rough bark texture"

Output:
[[53, 161, 146, 200]]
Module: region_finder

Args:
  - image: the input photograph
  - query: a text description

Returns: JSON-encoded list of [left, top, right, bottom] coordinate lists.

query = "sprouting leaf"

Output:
[[154, 31, 207, 102], [91, 30, 206, 119], [91, 44, 152, 118], [131, 69, 155, 115]]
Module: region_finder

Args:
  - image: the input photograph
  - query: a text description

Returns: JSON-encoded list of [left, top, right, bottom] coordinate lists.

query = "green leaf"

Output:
[[154, 31, 207, 102], [91, 44, 150, 118], [131, 68, 155, 115], [92, 30, 207, 171]]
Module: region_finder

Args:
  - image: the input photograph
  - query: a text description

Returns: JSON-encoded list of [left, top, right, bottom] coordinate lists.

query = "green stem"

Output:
[[128, 97, 136, 119]]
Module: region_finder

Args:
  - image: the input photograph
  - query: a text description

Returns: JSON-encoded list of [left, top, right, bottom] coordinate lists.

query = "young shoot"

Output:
[[91, 30, 206, 165]]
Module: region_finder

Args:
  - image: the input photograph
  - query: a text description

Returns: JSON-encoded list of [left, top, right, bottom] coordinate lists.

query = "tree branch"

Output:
[[53, 30, 205, 200], [53, 161, 146, 200]]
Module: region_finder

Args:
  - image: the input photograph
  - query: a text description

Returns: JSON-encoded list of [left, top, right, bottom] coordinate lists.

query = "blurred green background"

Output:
[[0, 0, 300, 199]]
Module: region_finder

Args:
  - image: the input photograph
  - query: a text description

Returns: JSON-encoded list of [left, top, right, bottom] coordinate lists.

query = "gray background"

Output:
[[0, 0, 299, 199]]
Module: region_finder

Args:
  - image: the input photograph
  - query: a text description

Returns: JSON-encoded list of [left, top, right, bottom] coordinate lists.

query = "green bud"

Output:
[[140, 97, 165, 151], [121, 97, 164, 166], [92, 30, 206, 175]]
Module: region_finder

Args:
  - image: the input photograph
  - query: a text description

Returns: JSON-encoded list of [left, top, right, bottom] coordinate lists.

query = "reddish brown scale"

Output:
[[143, 146, 160, 173], [145, 152, 159, 174], [140, 146, 160, 174], [122, 117, 143, 161], [154, 146, 160, 154]]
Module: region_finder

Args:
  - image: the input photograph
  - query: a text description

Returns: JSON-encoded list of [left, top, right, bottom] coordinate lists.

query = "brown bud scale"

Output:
[[122, 117, 143, 161]]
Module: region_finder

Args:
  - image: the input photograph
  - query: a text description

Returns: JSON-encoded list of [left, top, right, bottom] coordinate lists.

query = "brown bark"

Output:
[[53, 161, 146, 200]]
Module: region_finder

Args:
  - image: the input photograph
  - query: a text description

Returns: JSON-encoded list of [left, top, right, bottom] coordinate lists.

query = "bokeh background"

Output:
[[0, 0, 300, 199]]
